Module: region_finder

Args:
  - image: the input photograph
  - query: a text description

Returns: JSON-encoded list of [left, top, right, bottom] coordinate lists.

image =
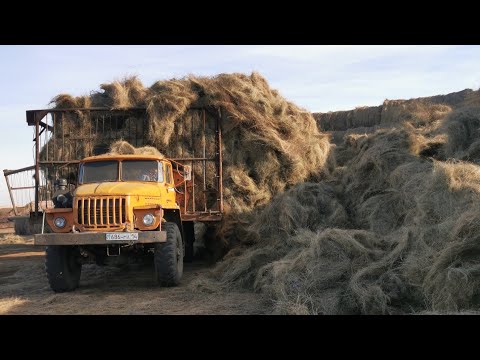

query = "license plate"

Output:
[[106, 233, 139, 241]]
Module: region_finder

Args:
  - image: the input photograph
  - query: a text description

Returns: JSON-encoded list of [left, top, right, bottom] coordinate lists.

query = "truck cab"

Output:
[[75, 154, 178, 232], [35, 154, 192, 292], [22, 107, 223, 293]]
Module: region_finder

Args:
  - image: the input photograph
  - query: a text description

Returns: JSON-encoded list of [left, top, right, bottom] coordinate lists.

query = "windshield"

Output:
[[81, 161, 118, 183], [80, 160, 163, 183], [122, 160, 162, 182]]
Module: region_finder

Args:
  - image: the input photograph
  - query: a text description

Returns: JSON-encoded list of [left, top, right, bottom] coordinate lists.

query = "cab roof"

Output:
[[82, 154, 167, 162]]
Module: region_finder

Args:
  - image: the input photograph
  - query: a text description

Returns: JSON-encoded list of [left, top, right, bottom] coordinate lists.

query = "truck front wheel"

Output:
[[45, 246, 82, 292], [154, 222, 183, 286]]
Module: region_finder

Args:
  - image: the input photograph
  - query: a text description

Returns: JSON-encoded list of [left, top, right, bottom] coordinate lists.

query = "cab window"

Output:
[[80, 161, 118, 183], [122, 160, 159, 182]]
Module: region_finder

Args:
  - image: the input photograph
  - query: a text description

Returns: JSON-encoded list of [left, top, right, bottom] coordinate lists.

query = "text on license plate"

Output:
[[106, 233, 139, 241]]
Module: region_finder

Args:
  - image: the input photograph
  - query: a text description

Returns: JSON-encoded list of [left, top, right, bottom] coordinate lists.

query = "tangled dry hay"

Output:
[[441, 106, 480, 162], [108, 140, 164, 157], [209, 128, 480, 314], [50, 74, 480, 314], [203, 90, 480, 315], [49, 73, 331, 256], [315, 88, 479, 132]]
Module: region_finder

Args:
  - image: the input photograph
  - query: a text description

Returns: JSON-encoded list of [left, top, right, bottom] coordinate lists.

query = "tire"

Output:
[[183, 221, 195, 263], [154, 222, 183, 286], [45, 245, 82, 292]]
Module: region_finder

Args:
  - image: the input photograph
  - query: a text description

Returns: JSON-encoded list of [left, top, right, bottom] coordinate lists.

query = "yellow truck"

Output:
[[22, 107, 224, 292]]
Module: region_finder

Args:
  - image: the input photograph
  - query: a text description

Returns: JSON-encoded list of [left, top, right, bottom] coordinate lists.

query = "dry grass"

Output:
[[39, 74, 480, 314], [0, 234, 33, 245], [49, 73, 331, 258], [315, 89, 480, 133], [108, 140, 164, 157], [207, 118, 480, 314], [441, 106, 480, 162]]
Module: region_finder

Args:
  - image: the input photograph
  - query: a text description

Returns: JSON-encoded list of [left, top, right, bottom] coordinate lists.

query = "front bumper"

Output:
[[34, 231, 167, 246]]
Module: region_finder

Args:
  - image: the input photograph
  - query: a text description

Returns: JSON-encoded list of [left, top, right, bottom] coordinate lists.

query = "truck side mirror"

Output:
[[183, 165, 192, 181]]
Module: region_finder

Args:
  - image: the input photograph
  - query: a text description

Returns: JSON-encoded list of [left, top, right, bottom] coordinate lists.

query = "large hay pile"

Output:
[[313, 89, 480, 146], [441, 107, 480, 162], [203, 95, 480, 314], [49, 73, 331, 255], [50, 73, 480, 314]]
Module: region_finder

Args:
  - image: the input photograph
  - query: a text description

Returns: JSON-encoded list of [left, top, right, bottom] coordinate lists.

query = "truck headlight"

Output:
[[142, 213, 155, 226], [54, 217, 66, 228]]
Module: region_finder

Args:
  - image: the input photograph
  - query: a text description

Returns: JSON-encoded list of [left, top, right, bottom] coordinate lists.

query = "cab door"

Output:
[[163, 162, 176, 207]]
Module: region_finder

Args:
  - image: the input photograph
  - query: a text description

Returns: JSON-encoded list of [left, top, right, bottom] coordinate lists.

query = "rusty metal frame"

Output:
[[3, 165, 36, 216], [26, 107, 224, 222], [35, 116, 40, 217]]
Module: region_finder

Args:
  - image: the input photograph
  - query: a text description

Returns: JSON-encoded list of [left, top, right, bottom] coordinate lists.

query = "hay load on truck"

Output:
[[27, 107, 224, 292]]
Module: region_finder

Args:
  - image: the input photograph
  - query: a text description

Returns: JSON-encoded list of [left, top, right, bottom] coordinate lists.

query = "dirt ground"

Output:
[[0, 207, 15, 234], [0, 234, 271, 315]]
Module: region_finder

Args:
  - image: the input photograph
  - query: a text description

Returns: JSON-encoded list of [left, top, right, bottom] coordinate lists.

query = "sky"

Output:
[[1, 45, 480, 206]]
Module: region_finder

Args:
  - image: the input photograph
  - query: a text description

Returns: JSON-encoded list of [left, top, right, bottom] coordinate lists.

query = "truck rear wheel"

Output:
[[154, 222, 183, 286], [45, 246, 82, 292]]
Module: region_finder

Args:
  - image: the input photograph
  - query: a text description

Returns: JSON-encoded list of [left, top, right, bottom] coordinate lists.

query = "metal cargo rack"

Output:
[[20, 107, 224, 222]]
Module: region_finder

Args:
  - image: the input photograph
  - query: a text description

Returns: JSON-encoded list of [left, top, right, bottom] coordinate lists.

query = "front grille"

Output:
[[77, 197, 126, 227]]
